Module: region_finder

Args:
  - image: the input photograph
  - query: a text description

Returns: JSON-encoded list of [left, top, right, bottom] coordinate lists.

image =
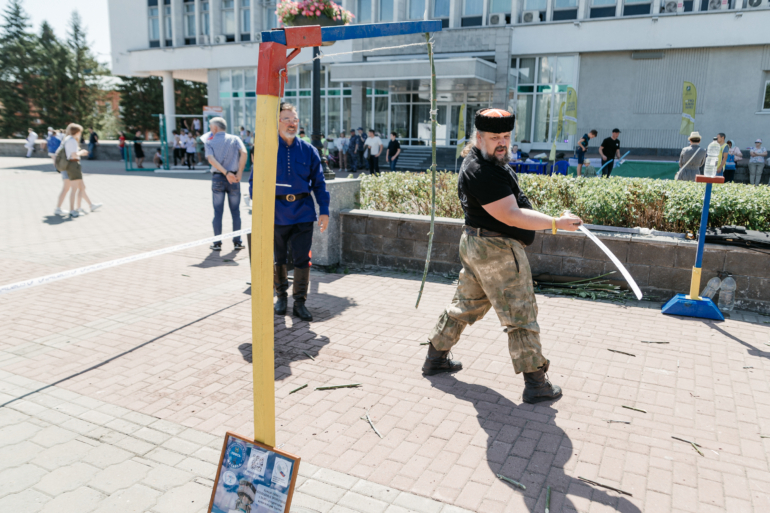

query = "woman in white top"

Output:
[[60, 123, 102, 218], [184, 132, 197, 169], [749, 139, 767, 186], [25, 128, 38, 158]]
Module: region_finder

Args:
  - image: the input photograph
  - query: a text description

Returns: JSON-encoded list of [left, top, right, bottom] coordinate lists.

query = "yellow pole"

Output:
[[251, 95, 280, 447]]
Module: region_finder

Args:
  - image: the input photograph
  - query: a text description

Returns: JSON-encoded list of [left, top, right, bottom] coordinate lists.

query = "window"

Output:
[[509, 55, 577, 145], [409, 0, 425, 19], [241, 0, 251, 41], [590, 0, 616, 18], [357, 0, 371, 22], [523, 0, 546, 21], [489, 0, 510, 12], [552, 0, 578, 20], [163, 5, 172, 46], [764, 80, 770, 111], [148, 5, 160, 47], [223, 0, 235, 36], [434, 0, 450, 18], [200, 1, 210, 35], [217, 68, 260, 134], [623, 0, 651, 16], [463, 0, 483, 26], [380, 0, 394, 21], [184, 1, 196, 44]]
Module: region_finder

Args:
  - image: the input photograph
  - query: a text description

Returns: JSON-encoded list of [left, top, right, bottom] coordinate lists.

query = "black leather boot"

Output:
[[292, 267, 313, 322], [522, 360, 562, 404], [274, 264, 289, 315], [422, 343, 462, 376]]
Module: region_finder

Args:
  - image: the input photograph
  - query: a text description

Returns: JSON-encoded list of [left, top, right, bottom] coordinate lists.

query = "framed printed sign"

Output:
[[208, 432, 300, 513]]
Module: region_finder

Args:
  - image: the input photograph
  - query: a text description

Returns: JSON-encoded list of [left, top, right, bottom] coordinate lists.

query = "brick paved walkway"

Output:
[[2, 157, 770, 512]]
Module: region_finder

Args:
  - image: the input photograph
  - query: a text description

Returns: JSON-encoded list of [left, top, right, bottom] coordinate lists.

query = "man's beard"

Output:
[[280, 130, 296, 141], [479, 144, 512, 166]]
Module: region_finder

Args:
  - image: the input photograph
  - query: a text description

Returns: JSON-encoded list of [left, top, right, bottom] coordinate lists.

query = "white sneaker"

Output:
[[54, 208, 69, 217], [90, 203, 102, 212], [70, 210, 79, 218], [78, 208, 89, 215]]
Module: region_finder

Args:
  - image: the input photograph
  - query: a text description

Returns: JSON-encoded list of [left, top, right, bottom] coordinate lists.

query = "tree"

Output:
[[0, 0, 38, 137], [35, 21, 72, 129], [174, 80, 208, 130], [65, 11, 107, 130]]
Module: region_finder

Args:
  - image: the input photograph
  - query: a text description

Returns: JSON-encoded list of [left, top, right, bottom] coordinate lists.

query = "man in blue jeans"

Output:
[[204, 117, 247, 251]]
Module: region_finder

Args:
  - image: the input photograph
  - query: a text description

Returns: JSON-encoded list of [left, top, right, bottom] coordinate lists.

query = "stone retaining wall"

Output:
[[0, 139, 158, 160], [341, 209, 770, 314]]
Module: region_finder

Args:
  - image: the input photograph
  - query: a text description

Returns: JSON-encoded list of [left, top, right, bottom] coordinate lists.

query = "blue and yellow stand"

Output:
[[661, 175, 725, 320]]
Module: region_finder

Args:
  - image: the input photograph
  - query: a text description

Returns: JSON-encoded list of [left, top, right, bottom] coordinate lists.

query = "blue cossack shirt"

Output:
[[249, 136, 330, 226]]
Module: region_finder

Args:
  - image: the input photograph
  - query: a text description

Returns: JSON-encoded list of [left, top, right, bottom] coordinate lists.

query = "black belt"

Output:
[[463, 225, 505, 238], [276, 193, 310, 202]]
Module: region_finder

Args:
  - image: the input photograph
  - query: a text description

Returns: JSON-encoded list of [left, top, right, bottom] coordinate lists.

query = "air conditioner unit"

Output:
[[489, 13, 507, 25], [747, 0, 768, 8], [522, 10, 541, 23], [707, 0, 724, 10], [663, 1, 678, 12], [199, 34, 210, 44], [213, 34, 227, 44]]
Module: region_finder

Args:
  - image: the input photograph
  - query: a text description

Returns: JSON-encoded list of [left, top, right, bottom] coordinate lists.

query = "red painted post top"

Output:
[[695, 176, 726, 183], [284, 26, 322, 48], [256, 42, 287, 97]]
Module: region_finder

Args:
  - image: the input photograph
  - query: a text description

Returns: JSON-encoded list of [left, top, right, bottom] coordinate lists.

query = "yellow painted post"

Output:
[[251, 52, 281, 445]]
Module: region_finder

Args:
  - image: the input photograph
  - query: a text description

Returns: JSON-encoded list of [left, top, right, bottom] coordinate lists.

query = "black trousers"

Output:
[[602, 159, 615, 178], [174, 148, 184, 165], [274, 222, 314, 269], [368, 155, 380, 175]]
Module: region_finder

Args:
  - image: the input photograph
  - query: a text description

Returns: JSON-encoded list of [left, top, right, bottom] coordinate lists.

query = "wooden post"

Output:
[[251, 41, 286, 448]]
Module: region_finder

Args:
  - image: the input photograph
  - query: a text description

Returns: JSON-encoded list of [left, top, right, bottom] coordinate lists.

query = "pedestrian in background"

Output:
[[87, 127, 98, 160], [348, 129, 360, 172], [118, 131, 126, 161], [727, 140, 742, 163], [185, 130, 197, 169], [749, 139, 767, 185], [364, 129, 382, 176], [46, 127, 61, 159], [357, 127, 367, 171], [599, 129, 621, 178], [133, 130, 145, 169], [195, 131, 205, 163], [204, 117, 247, 252], [60, 123, 102, 218], [386, 132, 401, 172], [153, 148, 164, 169], [172, 130, 183, 166], [337, 131, 349, 171], [716, 132, 730, 181], [25, 128, 38, 158], [675, 131, 706, 182], [575, 129, 597, 177]]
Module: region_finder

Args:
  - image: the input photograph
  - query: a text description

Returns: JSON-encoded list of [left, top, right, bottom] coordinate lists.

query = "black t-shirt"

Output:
[[600, 137, 620, 159], [458, 147, 536, 245], [577, 134, 589, 153], [89, 132, 98, 144], [387, 140, 400, 156]]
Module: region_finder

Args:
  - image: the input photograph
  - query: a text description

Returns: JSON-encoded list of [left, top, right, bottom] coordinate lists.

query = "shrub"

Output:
[[360, 173, 770, 233]]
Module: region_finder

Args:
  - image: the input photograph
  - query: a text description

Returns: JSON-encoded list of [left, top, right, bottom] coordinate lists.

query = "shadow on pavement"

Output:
[[190, 249, 245, 269], [427, 375, 642, 513], [702, 320, 770, 360], [41, 215, 72, 225]]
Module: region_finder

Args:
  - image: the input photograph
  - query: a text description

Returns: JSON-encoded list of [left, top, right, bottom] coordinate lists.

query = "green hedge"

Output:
[[360, 173, 770, 233]]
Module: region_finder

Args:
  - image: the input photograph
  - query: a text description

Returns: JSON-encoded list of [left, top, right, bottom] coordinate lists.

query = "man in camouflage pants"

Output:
[[422, 108, 583, 404]]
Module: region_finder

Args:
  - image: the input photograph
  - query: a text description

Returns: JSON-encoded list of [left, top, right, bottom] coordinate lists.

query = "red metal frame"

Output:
[[257, 28, 320, 98], [695, 176, 725, 183]]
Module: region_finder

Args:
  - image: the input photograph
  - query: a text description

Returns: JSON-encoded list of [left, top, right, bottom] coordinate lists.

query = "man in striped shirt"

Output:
[[204, 117, 248, 251]]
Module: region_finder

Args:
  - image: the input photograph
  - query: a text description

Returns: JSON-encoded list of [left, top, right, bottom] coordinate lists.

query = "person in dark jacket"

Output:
[[249, 102, 330, 322]]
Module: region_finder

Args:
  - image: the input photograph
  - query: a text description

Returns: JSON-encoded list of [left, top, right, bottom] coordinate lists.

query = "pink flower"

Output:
[[316, 9, 321, 15]]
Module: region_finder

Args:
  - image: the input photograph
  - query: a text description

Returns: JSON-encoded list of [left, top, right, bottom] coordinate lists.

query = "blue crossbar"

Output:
[[261, 20, 442, 45]]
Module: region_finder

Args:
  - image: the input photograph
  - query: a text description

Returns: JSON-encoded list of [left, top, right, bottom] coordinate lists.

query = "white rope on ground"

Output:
[[286, 41, 431, 69], [0, 228, 252, 296]]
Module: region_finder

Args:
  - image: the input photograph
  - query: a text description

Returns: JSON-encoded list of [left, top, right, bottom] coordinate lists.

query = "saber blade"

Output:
[[579, 225, 643, 300]]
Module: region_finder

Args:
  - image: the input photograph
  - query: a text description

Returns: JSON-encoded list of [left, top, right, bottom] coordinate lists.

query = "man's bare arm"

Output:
[[482, 195, 582, 231]]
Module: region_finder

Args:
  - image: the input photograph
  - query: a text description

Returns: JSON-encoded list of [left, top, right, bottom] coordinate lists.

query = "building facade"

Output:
[[109, 0, 770, 156]]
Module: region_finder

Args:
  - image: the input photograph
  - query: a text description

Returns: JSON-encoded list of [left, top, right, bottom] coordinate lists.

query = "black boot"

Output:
[[274, 264, 289, 315], [522, 360, 562, 404], [422, 343, 462, 376], [292, 267, 313, 321]]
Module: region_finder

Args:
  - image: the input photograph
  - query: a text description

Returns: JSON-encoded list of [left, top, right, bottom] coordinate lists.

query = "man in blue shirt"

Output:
[[205, 117, 248, 251], [249, 102, 330, 322]]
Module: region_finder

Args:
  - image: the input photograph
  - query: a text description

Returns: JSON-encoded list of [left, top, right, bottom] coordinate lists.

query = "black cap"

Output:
[[612, 128, 621, 133]]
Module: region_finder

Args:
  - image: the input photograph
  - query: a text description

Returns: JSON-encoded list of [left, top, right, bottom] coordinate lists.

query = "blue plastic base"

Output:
[[661, 294, 725, 321]]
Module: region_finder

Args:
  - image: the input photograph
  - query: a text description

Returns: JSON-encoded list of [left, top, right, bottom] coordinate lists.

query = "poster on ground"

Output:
[[208, 432, 300, 513]]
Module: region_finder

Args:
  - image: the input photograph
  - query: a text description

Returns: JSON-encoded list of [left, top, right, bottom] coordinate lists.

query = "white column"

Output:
[[482, 0, 489, 24], [162, 71, 176, 142], [212, 0, 222, 38], [546, 0, 554, 20], [615, 0, 623, 17], [195, 0, 201, 42], [450, 0, 462, 27], [172, 0, 183, 46], [234, 0, 240, 39], [577, 0, 587, 19], [395, 0, 407, 20], [510, 0, 520, 23], [652, 0, 661, 13]]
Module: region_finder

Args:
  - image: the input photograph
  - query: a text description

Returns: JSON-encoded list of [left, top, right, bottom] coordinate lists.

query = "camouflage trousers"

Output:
[[428, 232, 546, 374]]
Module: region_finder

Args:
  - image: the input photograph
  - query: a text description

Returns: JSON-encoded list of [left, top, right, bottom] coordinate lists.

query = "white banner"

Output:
[[0, 229, 252, 296]]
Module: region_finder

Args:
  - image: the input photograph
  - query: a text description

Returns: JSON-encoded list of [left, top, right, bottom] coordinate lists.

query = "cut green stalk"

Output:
[[496, 474, 526, 490], [622, 405, 647, 413], [315, 384, 361, 390], [641, 341, 669, 344], [578, 476, 632, 496], [303, 351, 315, 361], [608, 349, 636, 357], [545, 486, 551, 513], [606, 420, 631, 424], [671, 436, 701, 447], [289, 384, 308, 394], [690, 442, 704, 457], [420, 342, 430, 345], [415, 33, 437, 309]]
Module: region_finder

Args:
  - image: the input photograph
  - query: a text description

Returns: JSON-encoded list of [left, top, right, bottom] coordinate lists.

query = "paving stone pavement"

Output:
[[2, 157, 770, 512]]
